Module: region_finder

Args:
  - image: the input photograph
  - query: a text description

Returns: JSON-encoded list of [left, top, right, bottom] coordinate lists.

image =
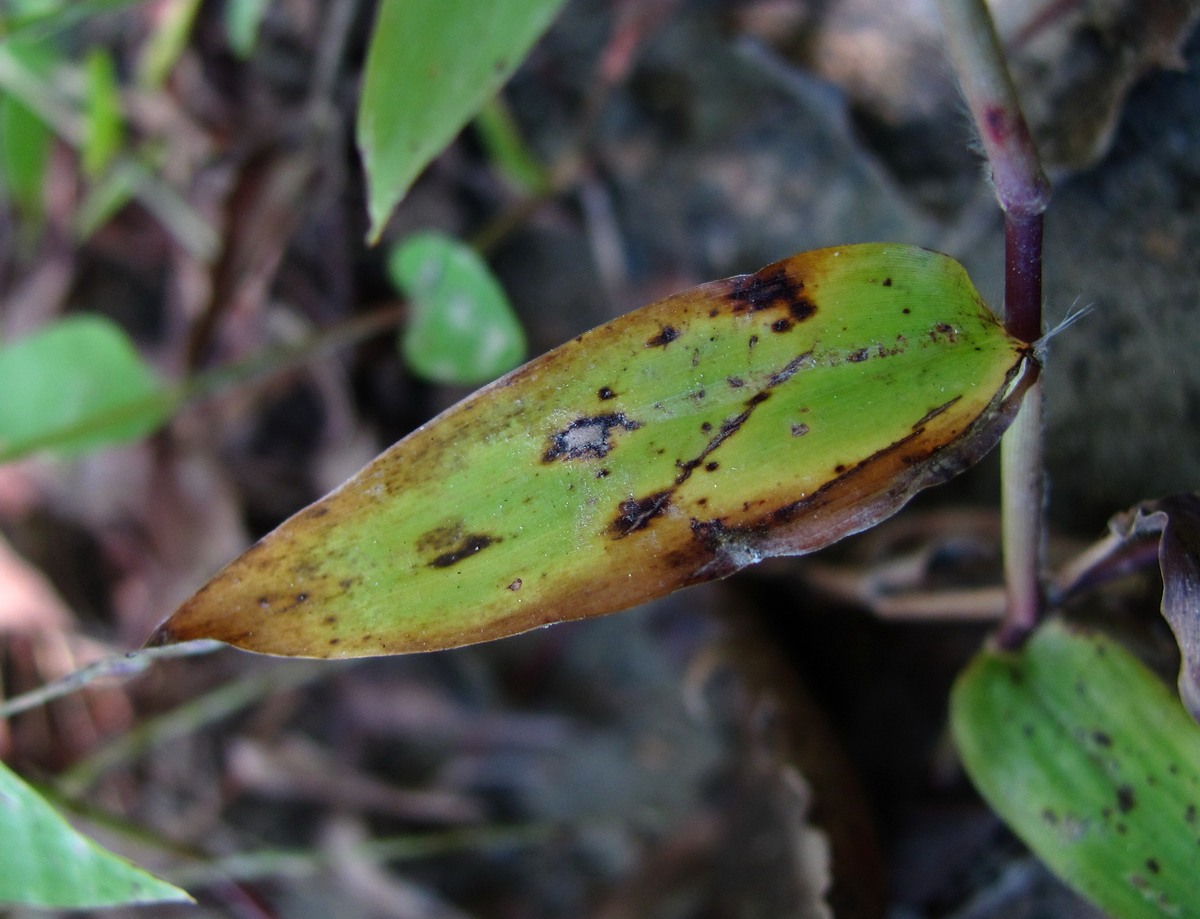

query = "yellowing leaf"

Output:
[[149, 244, 1037, 658]]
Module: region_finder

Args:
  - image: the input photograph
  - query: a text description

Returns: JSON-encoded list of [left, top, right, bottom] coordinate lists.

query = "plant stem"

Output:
[[937, 0, 1050, 648]]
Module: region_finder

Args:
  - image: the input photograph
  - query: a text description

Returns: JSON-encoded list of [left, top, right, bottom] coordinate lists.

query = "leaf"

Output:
[[82, 46, 123, 177], [0, 758, 192, 907], [0, 1, 145, 39], [0, 39, 57, 213], [135, 0, 200, 89], [150, 244, 1035, 658], [356, 0, 568, 241], [473, 95, 550, 195], [952, 619, 1200, 919], [223, 0, 270, 59], [388, 231, 527, 385], [0, 315, 176, 462]]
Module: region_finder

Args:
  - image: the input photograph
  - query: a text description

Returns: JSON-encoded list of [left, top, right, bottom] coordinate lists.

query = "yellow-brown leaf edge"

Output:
[[149, 245, 1037, 658]]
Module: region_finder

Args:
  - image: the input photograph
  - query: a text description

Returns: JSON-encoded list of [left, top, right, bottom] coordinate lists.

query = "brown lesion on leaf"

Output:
[[428, 533, 499, 569], [929, 322, 960, 343], [646, 325, 680, 347], [609, 357, 803, 540], [417, 521, 469, 553], [847, 348, 869, 363], [913, 396, 962, 428], [543, 413, 642, 462], [726, 267, 818, 326], [611, 490, 673, 537], [770, 428, 927, 526], [597, 386, 617, 400]]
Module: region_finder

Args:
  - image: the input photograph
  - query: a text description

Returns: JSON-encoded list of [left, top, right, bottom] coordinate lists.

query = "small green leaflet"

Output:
[[389, 232, 527, 385]]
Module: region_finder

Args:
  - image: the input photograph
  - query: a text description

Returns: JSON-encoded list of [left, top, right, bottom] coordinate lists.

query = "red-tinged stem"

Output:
[[1004, 212, 1044, 344], [937, 0, 1050, 649]]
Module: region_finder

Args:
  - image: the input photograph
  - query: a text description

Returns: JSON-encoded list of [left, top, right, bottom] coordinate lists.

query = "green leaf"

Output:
[[0, 759, 192, 907], [136, 0, 200, 89], [952, 619, 1200, 918], [0, 0, 146, 40], [356, 0, 568, 241], [0, 315, 176, 462], [223, 0, 271, 58], [151, 244, 1037, 658], [82, 46, 123, 177], [74, 155, 138, 237], [474, 95, 550, 195], [0, 39, 58, 213], [388, 231, 527, 385]]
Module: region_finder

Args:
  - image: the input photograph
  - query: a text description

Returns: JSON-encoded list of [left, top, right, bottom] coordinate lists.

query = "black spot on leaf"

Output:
[[1117, 785, 1136, 813], [428, 534, 498, 569], [647, 326, 680, 347]]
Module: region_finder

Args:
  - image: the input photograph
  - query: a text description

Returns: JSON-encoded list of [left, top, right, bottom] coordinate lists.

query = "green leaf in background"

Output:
[[0, 315, 176, 462], [82, 46, 123, 177], [388, 231, 527, 385], [222, 0, 271, 59], [0, 0, 145, 40], [136, 0, 200, 89], [0, 759, 192, 907], [150, 244, 1037, 658], [357, 0, 568, 242], [0, 39, 58, 213], [474, 95, 551, 195], [952, 619, 1200, 918]]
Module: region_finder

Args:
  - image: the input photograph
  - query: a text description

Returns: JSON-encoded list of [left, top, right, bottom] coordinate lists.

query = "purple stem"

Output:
[[937, 0, 1050, 649]]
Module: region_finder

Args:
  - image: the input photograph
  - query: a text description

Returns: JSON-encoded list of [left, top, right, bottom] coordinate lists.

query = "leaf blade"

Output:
[[389, 231, 527, 384], [356, 0, 567, 241], [952, 619, 1200, 919], [151, 244, 1036, 657], [0, 759, 191, 907], [0, 315, 176, 462]]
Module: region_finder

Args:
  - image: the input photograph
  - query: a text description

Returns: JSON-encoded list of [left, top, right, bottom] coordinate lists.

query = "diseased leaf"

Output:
[[149, 244, 1036, 658], [0, 315, 175, 462], [0, 758, 192, 907], [952, 619, 1200, 919], [356, 0, 568, 241], [388, 231, 527, 385]]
